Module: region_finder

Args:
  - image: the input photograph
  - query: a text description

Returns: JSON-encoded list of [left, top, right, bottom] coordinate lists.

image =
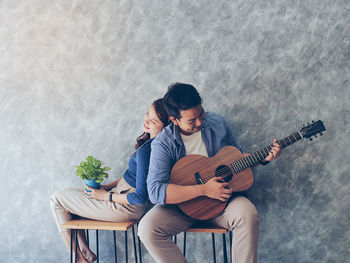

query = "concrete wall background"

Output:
[[0, 0, 349, 262]]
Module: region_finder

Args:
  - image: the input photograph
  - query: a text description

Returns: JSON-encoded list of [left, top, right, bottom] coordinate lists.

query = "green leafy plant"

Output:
[[75, 156, 110, 183]]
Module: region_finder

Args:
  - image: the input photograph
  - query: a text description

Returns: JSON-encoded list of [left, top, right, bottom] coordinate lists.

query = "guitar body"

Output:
[[170, 146, 254, 220], [169, 120, 326, 220]]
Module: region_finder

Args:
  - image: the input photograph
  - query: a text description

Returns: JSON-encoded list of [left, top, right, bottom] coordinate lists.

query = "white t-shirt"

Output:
[[180, 130, 208, 157]]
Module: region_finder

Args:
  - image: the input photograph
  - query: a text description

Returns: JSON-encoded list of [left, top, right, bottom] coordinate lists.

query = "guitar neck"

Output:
[[230, 131, 303, 174]]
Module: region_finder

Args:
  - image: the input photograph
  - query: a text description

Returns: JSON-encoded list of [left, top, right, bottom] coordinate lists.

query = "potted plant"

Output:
[[75, 156, 110, 194]]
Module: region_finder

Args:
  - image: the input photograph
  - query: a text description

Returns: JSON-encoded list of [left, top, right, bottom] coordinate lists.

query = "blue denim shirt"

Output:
[[147, 111, 243, 205]]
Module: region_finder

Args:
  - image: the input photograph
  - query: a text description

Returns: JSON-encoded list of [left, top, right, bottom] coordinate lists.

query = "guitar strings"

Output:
[[197, 158, 250, 181], [195, 162, 241, 182], [195, 148, 273, 182], [191, 132, 305, 182]]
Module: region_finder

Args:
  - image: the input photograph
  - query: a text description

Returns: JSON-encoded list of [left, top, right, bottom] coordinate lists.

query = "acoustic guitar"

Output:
[[170, 120, 326, 220]]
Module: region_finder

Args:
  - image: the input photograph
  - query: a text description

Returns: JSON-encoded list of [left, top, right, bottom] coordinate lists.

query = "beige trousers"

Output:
[[50, 178, 150, 232], [138, 196, 259, 263]]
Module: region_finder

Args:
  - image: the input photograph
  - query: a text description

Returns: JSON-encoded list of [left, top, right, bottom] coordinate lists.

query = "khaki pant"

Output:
[[50, 178, 150, 232], [138, 196, 259, 263]]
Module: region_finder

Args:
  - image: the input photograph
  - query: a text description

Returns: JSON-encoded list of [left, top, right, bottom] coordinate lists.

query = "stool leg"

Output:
[[86, 230, 89, 247], [113, 231, 118, 263], [137, 223, 142, 263], [74, 229, 78, 263], [183, 232, 187, 257], [96, 230, 99, 263], [174, 235, 177, 244], [70, 230, 73, 263], [132, 225, 138, 263], [211, 233, 216, 263], [138, 236, 142, 263], [125, 231, 128, 263], [230, 231, 232, 263], [222, 233, 227, 263]]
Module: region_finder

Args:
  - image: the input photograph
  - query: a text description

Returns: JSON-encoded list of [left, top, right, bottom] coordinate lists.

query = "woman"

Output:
[[50, 98, 169, 263]]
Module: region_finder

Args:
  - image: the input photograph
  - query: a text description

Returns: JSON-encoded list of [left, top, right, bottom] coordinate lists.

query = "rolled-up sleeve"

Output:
[[147, 140, 173, 205]]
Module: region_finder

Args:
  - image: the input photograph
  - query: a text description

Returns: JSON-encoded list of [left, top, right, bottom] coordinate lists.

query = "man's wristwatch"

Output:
[[109, 191, 114, 202]]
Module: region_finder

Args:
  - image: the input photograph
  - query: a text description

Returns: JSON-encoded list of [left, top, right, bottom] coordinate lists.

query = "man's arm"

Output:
[[165, 177, 233, 204], [147, 140, 233, 205], [147, 140, 173, 205]]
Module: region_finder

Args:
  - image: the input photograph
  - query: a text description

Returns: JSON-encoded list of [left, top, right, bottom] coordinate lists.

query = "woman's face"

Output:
[[143, 104, 164, 138]]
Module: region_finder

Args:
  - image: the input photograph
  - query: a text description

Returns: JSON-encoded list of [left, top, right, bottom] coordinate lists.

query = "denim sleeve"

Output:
[[223, 117, 244, 153], [126, 144, 150, 205], [147, 140, 173, 205]]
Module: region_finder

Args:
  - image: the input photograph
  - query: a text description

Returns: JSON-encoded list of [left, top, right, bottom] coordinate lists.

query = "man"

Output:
[[138, 83, 281, 263]]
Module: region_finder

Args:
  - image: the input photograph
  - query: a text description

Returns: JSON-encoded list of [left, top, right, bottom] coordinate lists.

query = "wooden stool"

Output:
[[183, 222, 231, 263], [62, 219, 141, 263]]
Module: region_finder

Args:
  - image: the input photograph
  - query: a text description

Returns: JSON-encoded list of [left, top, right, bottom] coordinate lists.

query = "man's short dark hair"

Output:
[[163, 82, 202, 119]]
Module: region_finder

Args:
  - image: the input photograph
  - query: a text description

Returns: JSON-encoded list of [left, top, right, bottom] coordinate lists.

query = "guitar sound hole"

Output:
[[215, 165, 233, 182]]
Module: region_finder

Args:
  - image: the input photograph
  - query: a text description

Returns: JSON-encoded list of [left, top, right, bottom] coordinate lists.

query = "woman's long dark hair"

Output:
[[135, 98, 169, 149]]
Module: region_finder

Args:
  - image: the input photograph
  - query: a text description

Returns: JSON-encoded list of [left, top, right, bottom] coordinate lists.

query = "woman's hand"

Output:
[[84, 185, 109, 201]]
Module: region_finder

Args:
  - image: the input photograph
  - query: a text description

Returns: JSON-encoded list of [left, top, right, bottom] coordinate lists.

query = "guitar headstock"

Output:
[[300, 120, 326, 141]]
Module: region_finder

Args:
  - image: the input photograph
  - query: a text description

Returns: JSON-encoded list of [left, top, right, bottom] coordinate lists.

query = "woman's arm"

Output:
[[111, 193, 129, 204], [84, 184, 130, 204], [109, 141, 152, 205], [124, 142, 151, 205], [84, 141, 153, 205]]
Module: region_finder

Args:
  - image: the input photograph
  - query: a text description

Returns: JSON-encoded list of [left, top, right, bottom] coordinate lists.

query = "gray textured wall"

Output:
[[1, 0, 349, 262]]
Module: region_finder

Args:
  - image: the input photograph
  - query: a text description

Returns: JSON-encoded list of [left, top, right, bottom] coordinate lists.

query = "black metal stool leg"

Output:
[[132, 225, 138, 263], [230, 231, 232, 263], [70, 230, 73, 263], [113, 231, 118, 263], [211, 233, 216, 263], [86, 230, 89, 247], [137, 223, 142, 263], [174, 235, 177, 244], [183, 232, 187, 257], [125, 230, 128, 263], [138, 236, 142, 263], [222, 233, 228, 263], [74, 229, 78, 263], [96, 230, 99, 263]]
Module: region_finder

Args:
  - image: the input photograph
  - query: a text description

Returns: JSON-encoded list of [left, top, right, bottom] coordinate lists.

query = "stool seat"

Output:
[[183, 222, 230, 263], [186, 222, 228, 233], [63, 219, 137, 231], [62, 219, 140, 263]]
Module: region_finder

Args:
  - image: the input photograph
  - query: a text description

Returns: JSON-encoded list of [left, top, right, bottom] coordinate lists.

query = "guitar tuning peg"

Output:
[[309, 138, 313, 141], [320, 132, 323, 136], [314, 134, 317, 138], [312, 120, 315, 123], [307, 122, 310, 125]]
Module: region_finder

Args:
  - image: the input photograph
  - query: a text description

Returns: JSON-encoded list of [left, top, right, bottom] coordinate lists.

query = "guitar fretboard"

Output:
[[230, 131, 303, 174]]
